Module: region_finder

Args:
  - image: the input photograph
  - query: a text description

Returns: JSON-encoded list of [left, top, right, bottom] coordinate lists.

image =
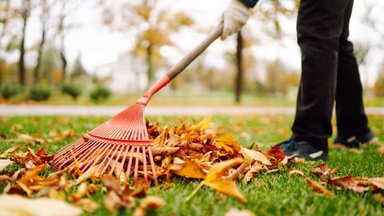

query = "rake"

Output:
[[51, 25, 223, 187]]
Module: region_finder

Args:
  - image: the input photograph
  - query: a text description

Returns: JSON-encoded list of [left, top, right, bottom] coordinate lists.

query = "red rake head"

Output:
[[51, 103, 157, 187]]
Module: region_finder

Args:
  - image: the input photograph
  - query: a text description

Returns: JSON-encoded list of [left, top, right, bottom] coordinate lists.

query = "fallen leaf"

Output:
[[191, 116, 212, 130], [215, 134, 241, 154], [0, 146, 23, 158], [173, 158, 206, 179], [289, 169, 305, 177], [0, 159, 14, 172], [203, 158, 246, 202], [369, 177, 384, 190], [75, 198, 100, 213], [306, 178, 334, 197], [241, 147, 271, 165], [0, 194, 82, 216], [327, 176, 370, 193], [311, 164, 337, 181], [244, 163, 264, 183], [225, 208, 255, 216], [133, 196, 165, 216]]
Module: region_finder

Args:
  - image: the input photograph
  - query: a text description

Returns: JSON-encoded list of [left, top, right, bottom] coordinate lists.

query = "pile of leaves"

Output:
[[146, 117, 295, 202], [0, 117, 383, 215]]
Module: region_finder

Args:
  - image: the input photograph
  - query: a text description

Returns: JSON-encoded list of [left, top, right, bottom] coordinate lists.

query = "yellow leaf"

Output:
[[173, 158, 206, 179], [215, 134, 241, 154], [191, 116, 212, 130], [0, 194, 82, 216], [203, 158, 246, 202], [241, 147, 271, 165]]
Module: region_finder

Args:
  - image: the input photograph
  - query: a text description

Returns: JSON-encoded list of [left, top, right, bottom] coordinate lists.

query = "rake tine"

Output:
[[116, 145, 130, 178], [102, 144, 121, 174], [72, 140, 101, 163], [142, 146, 148, 187], [148, 146, 158, 185], [133, 145, 140, 186], [55, 138, 90, 165], [97, 144, 118, 175], [126, 146, 135, 181], [109, 145, 124, 175], [80, 142, 109, 172]]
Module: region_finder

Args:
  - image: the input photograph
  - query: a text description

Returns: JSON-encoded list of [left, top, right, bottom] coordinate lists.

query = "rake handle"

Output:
[[137, 24, 223, 105]]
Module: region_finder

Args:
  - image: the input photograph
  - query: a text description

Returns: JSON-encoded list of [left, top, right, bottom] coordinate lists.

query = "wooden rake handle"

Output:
[[137, 24, 223, 105]]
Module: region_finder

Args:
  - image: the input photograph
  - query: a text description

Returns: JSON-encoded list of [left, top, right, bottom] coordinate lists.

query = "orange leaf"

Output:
[[173, 158, 206, 179], [306, 178, 334, 197], [327, 176, 370, 193], [215, 134, 241, 155], [203, 158, 246, 202]]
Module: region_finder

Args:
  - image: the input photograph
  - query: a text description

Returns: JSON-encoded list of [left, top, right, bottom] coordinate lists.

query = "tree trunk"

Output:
[[34, 22, 46, 85], [60, 50, 67, 83], [18, 11, 28, 86], [235, 31, 244, 103], [146, 43, 153, 87]]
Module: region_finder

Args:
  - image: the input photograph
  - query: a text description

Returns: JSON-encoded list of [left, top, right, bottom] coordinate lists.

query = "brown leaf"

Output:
[[369, 177, 384, 190], [289, 169, 305, 177], [75, 198, 100, 213], [241, 147, 271, 165], [311, 164, 337, 181], [264, 146, 285, 163], [244, 163, 264, 183], [133, 196, 165, 216], [327, 176, 370, 193], [0, 146, 23, 158], [306, 178, 334, 197]]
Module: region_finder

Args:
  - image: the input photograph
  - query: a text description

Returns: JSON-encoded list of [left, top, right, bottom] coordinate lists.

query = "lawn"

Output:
[[0, 115, 383, 215]]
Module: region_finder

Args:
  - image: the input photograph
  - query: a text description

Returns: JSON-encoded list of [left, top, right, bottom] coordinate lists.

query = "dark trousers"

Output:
[[291, 0, 370, 150]]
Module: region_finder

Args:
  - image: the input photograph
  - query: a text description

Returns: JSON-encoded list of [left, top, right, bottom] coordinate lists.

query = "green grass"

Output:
[[0, 115, 383, 216], [2, 90, 384, 107]]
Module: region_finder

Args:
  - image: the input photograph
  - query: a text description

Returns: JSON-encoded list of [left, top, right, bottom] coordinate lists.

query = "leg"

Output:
[[291, 0, 351, 151], [335, 0, 372, 139]]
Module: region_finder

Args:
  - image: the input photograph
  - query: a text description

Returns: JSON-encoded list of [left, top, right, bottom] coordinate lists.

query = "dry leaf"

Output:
[[203, 158, 246, 202], [133, 196, 165, 216], [225, 208, 255, 216], [173, 158, 206, 179], [241, 147, 271, 165], [191, 116, 212, 130], [311, 164, 337, 181], [369, 177, 384, 190], [306, 178, 334, 197], [289, 169, 305, 177], [0, 146, 23, 158], [327, 176, 370, 193], [215, 134, 241, 154], [244, 163, 264, 183], [0, 194, 82, 216], [75, 198, 100, 213], [0, 159, 14, 172]]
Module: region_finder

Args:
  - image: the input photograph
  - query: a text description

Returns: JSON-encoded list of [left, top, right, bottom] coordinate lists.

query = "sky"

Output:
[[22, 0, 384, 86]]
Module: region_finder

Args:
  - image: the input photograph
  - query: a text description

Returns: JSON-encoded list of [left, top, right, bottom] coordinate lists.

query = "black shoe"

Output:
[[333, 131, 377, 148], [276, 139, 328, 161]]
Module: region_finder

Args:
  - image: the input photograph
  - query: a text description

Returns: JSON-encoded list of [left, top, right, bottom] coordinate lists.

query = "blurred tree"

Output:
[[100, 0, 193, 88], [53, 0, 78, 84], [235, 31, 244, 103], [33, 0, 55, 84], [0, 0, 12, 88], [71, 54, 87, 80], [18, 0, 32, 86]]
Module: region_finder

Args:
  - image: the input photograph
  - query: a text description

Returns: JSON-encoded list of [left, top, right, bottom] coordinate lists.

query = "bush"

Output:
[[61, 84, 82, 101], [0, 85, 23, 100], [30, 86, 51, 101], [89, 86, 111, 103]]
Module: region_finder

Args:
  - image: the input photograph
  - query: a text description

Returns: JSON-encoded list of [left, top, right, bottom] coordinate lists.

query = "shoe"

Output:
[[333, 131, 377, 148], [276, 139, 328, 161]]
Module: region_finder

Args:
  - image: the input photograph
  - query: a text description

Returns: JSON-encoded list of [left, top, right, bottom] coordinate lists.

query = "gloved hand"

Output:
[[220, 0, 250, 40]]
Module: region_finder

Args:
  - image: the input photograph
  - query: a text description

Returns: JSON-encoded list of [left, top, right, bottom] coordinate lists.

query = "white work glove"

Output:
[[220, 0, 250, 40]]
